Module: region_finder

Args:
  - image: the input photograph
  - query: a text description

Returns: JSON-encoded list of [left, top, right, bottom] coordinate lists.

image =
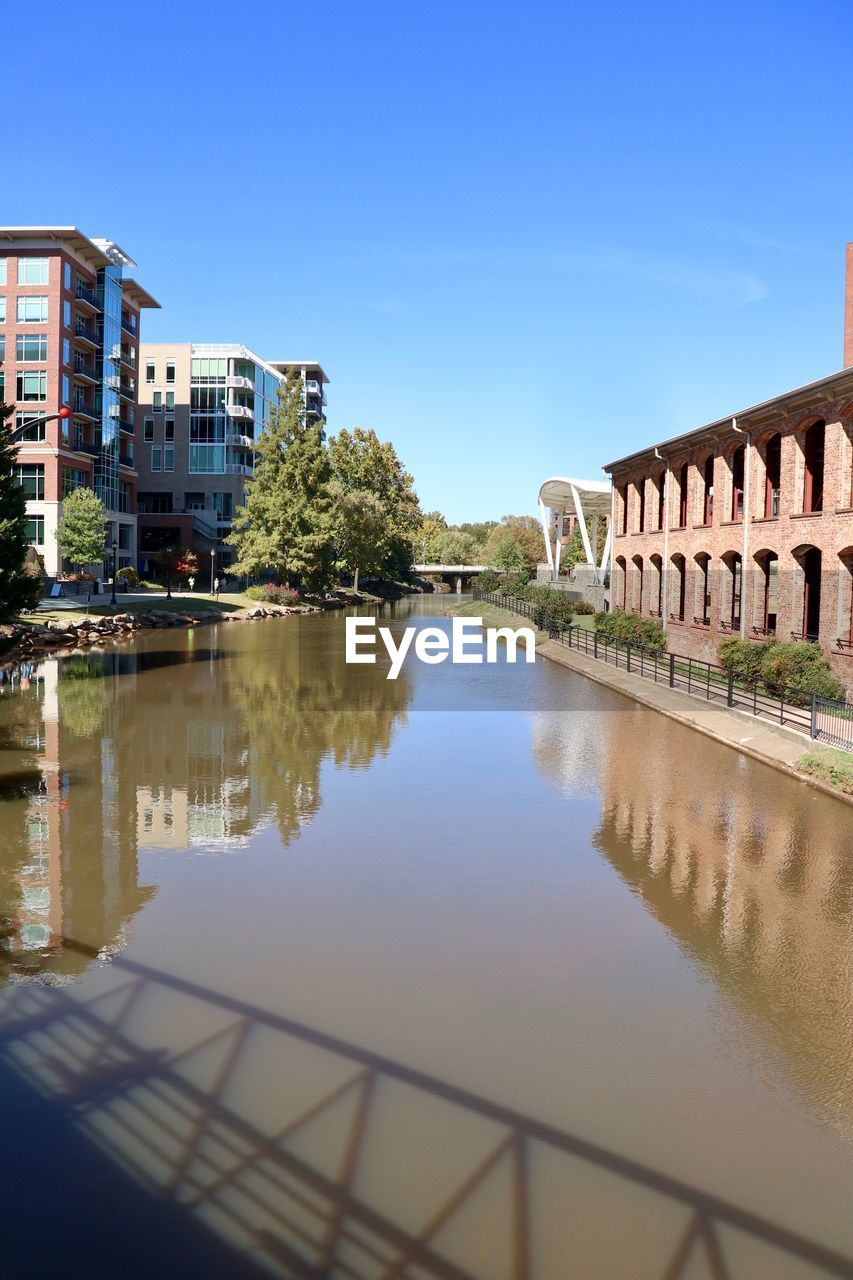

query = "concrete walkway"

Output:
[[538, 639, 852, 806]]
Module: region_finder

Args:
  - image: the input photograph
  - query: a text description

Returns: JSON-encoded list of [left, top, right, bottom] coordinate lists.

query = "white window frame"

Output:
[[18, 295, 48, 323], [17, 257, 49, 285]]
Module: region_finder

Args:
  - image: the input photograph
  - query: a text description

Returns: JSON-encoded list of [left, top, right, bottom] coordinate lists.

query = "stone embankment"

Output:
[[0, 604, 316, 668]]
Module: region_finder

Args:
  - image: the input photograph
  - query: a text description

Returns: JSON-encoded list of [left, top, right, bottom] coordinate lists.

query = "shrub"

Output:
[[572, 599, 595, 615], [115, 566, 140, 588], [523, 585, 575, 631], [501, 570, 532, 597], [477, 569, 503, 593], [718, 637, 768, 683], [245, 583, 300, 607], [758, 641, 845, 702], [594, 609, 666, 653]]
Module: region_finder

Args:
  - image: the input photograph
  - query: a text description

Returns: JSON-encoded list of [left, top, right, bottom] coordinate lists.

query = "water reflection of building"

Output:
[[1, 623, 411, 978], [592, 709, 852, 1130], [0, 657, 156, 982]]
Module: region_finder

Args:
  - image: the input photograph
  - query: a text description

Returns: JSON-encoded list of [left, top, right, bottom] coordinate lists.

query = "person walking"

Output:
[[187, 575, 195, 593], [213, 576, 220, 601]]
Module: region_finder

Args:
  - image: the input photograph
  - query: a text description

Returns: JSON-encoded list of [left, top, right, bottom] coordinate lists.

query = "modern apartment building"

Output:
[[0, 227, 159, 576], [136, 344, 328, 569], [604, 367, 853, 686]]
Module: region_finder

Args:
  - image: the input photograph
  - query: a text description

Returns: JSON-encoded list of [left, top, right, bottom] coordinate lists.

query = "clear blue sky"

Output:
[[10, 0, 853, 521]]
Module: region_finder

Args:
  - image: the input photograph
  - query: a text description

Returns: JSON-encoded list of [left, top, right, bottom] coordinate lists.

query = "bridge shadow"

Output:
[[0, 939, 849, 1280]]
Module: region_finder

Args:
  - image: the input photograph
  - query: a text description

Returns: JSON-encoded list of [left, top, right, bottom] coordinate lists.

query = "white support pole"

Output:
[[572, 485, 595, 568], [555, 510, 563, 576], [539, 498, 554, 572], [599, 521, 613, 585]]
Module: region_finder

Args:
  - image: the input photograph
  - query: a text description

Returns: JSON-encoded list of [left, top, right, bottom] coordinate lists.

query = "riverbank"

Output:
[[0, 599, 317, 668], [448, 599, 853, 805]]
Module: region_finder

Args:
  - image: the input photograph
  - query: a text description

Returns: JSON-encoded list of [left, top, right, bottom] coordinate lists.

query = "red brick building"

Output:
[[0, 227, 158, 577], [604, 367, 853, 691]]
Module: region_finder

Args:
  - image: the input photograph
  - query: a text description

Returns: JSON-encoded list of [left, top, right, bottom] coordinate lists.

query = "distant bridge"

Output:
[[412, 564, 493, 591]]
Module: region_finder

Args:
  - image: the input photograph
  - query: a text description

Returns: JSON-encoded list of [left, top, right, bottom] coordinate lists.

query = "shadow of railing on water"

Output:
[[0, 938, 850, 1280]]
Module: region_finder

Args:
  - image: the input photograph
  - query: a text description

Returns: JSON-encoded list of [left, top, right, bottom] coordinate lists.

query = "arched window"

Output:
[[694, 552, 711, 625], [838, 548, 853, 649], [650, 553, 663, 616], [615, 555, 627, 610], [730, 445, 745, 522], [753, 549, 778, 636], [701, 455, 714, 525], [793, 544, 822, 640], [636, 478, 646, 533], [670, 553, 686, 621], [632, 554, 644, 613], [677, 463, 688, 528], [654, 472, 665, 530], [803, 421, 825, 514], [764, 433, 781, 517], [722, 551, 742, 630]]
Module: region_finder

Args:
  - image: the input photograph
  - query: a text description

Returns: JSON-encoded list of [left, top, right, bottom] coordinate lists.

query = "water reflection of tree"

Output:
[[228, 629, 410, 844]]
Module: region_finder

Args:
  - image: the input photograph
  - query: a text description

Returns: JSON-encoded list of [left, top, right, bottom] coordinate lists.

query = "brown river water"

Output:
[[0, 596, 850, 1279]]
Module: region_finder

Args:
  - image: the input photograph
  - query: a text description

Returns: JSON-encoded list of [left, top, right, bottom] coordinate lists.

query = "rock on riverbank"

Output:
[[0, 604, 318, 668]]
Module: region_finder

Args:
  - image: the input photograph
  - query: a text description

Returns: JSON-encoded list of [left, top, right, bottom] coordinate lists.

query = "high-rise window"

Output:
[[17, 296, 48, 323], [17, 371, 47, 401], [146, 361, 155, 383], [213, 492, 233, 519], [0, 298, 5, 323], [18, 257, 49, 285], [764, 434, 781, 517], [63, 338, 71, 366], [62, 374, 70, 405], [63, 300, 71, 328], [165, 391, 175, 410], [16, 333, 48, 361], [164, 447, 174, 472], [15, 411, 46, 440], [62, 467, 88, 496], [151, 447, 162, 471], [166, 361, 175, 384], [64, 262, 72, 290], [16, 464, 45, 499], [164, 418, 175, 441], [144, 419, 155, 442], [153, 391, 162, 411], [0, 258, 6, 284]]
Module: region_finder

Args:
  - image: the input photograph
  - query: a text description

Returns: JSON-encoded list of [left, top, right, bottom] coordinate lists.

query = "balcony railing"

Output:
[[120, 316, 137, 336], [73, 439, 100, 458], [225, 463, 253, 477], [74, 320, 99, 346], [225, 403, 253, 420], [226, 375, 254, 391], [226, 432, 255, 448], [119, 452, 135, 469], [119, 382, 136, 402], [72, 399, 99, 420], [75, 282, 100, 310], [73, 356, 98, 381]]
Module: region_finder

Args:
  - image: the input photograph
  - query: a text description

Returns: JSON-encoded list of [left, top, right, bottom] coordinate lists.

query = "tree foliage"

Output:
[[329, 428, 420, 585], [0, 402, 41, 619], [55, 486, 108, 572], [227, 372, 333, 586]]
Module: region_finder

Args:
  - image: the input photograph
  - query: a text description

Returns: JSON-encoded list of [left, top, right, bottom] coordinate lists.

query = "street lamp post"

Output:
[[210, 546, 216, 596], [9, 406, 72, 444], [110, 540, 118, 607]]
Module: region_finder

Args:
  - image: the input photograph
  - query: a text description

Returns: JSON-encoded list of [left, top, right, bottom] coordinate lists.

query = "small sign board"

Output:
[[49, 583, 63, 599]]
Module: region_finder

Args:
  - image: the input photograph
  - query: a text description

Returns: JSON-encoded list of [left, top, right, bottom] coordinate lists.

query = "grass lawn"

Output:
[[797, 747, 853, 795], [451, 599, 551, 645]]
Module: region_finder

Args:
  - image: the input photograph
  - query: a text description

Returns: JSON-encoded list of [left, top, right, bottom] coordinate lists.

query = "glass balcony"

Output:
[[73, 355, 98, 382], [225, 403, 253, 421]]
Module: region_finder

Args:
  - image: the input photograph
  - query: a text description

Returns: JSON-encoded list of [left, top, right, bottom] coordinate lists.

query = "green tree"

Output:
[[432, 528, 479, 564], [227, 372, 333, 587], [329, 483, 389, 592], [55, 486, 108, 573], [488, 532, 526, 572], [483, 515, 542, 573], [329, 428, 420, 579], [0, 402, 41, 620]]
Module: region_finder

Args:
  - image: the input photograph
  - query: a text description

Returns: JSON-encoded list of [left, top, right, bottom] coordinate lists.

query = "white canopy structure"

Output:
[[538, 476, 613, 583]]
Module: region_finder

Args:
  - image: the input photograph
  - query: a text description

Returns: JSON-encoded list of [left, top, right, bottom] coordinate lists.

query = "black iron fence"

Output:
[[473, 590, 853, 751]]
